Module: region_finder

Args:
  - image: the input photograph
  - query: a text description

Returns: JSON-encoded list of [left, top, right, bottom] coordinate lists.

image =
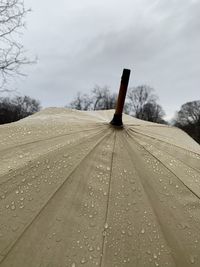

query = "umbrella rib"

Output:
[[0, 130, 113, 264], [122, 136, 179, 266], [0, 127, 107, 187], [125, 129, 200, 201], [125, 124, 168, 127], [99, 130, 117, 267], [127, 127, 200, 157], [132, 133, 200, 175], [0, 125, 107, 153]]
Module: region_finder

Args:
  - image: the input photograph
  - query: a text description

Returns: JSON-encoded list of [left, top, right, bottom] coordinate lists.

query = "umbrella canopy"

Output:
[[0, 108, 200, 267]]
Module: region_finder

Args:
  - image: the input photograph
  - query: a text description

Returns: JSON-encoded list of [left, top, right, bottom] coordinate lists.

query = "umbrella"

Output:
[[0, 71, 200, 267]]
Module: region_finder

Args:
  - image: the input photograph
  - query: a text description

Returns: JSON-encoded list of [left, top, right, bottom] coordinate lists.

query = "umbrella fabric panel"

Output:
[[0, 112, 111, 265], [123, 130, 200, 266], [99, 130, 176, 267], [0, 108, 107, 151], [0, 130, 116, 266], [0, 108, 200, 267]]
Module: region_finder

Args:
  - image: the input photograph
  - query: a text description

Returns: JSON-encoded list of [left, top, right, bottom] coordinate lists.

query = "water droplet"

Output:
[[56, 237, 62, 242], [89, 222, 96, 228], [153, 253, 157, 259], [141, 229, 145, 234], [88, 246, 94, 252], [12, 225, 19, 232], [104, 222, 109, 229], [190, 255, 195, 264], [107, 167, 110, 171], [80, 258, 87, 264], [71, 263, 76, 267], [11, 205, 16, 210]]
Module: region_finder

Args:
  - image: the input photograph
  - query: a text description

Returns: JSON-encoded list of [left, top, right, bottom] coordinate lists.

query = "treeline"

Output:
[[0, 96, 41, 124], [0, 86, 199, 144], [69, 85, 166, 124], [174, 101, 200, 144], [69, 85, 200, 144]]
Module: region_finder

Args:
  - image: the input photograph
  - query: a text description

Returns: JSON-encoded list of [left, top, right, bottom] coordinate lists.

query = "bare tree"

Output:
[[141, 102, 166, 124], [68, 85, 166, 123], [92, 86, 117, 110], [68, 86, 117, 111], [175, 101, 200, 126], [0, 0, 32, 89], [12, 95, 41, 115], [69, 92, 92, 110], [127, 85, 157, 118], [174, 100, 200, 144], [0, 95, 41, 124]]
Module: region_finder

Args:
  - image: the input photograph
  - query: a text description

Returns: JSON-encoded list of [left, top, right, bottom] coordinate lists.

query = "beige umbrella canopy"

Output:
[[0, 107, 200, 267]]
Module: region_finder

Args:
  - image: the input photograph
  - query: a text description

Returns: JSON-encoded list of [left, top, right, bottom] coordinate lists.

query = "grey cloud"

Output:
[[7, 0, 200, 119]]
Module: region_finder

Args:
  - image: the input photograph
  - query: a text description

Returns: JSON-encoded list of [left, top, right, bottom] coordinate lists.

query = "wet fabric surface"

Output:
[[0, 108, 200, 267]]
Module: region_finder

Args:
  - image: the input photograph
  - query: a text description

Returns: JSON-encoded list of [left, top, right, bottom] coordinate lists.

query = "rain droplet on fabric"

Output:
[[104, 222, 109, 229], [88, 246, 94, 252], [190, 255, 195, 264], [80, 258, 87, 264]]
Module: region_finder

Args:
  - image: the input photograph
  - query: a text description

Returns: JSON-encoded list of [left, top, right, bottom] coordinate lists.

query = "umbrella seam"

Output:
[[0, 130, 113, 264], [0, 125, 107, 153], [0, 128, 107, 187], [99, 130, 117, 267], [123, 131, 179, 266], [133, 134, 200, 175], [125, 130, 200, 202], [128, 128, 200, 156]]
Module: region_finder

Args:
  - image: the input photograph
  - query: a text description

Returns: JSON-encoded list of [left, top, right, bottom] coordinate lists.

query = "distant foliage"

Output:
[[0, 95, 41, 124], [127, 85, 166, 123], [69, 92, 93, 111], [68, 85, 166, 124], [92, 86, 117, 110], [174, 100, 200, 144], [69, 86, 117, 111], [140, 102, 166, 124]]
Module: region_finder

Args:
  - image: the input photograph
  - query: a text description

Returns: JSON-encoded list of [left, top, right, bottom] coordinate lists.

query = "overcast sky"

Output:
[[9, 0, 200, 119]]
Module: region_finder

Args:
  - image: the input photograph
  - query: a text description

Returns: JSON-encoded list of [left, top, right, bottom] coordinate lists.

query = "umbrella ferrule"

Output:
[[110, 113, 123, 127], [110, 68, 131, 127]]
